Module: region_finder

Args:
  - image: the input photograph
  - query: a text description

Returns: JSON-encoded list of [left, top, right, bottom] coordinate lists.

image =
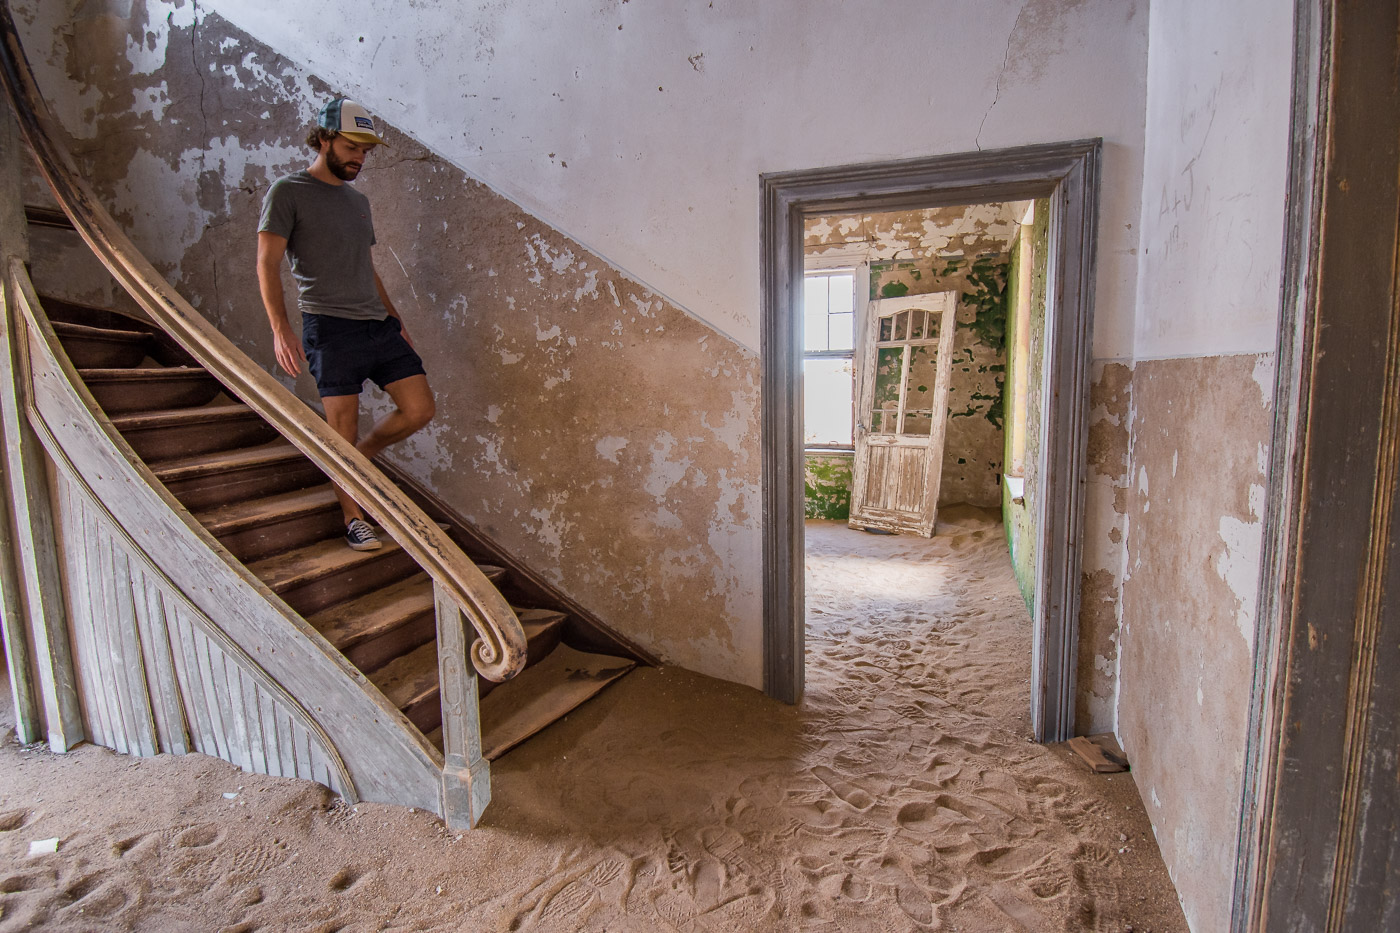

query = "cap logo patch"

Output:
[[354, 116, 374, 130]]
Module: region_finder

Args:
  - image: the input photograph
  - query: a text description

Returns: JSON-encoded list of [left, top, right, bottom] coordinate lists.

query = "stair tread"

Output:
[[195, 484, 340, 535], [310, 576, 435, 650], [110, 401, 257, 430], [480, 644, 634, 760], [517, 607, 568, 628], [369, 640, 439, 712], [151, 440, 307, 478], [247, 536, 406, 592], [78, 366, 212, 381], [308, 567, 513, 651], [52, 320, 149, 342]]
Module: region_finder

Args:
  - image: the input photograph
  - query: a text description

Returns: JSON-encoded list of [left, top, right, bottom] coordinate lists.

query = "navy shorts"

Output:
[[301, 313, 426, 398]]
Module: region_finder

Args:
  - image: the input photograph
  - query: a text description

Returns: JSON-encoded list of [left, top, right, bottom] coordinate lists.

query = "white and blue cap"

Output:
[[317, 97, 387, 146]]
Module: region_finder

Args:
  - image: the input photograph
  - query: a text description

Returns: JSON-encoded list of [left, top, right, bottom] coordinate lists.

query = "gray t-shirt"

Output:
[[258, 170, 387, 321]]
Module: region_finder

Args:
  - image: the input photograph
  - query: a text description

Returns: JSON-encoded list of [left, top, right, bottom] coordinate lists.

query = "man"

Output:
[[256, 98, 435, 551]]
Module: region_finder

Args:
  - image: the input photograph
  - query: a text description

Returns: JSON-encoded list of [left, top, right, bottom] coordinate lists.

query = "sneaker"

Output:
[[345, 517, 382, 551]]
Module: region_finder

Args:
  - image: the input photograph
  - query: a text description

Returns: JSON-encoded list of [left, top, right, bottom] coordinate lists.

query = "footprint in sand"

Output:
[[59, 875, 132, 920], [810, 765, 875, 810], [172, 823, 220, 848], [0, 808, 31, 832], [0, 871, 44, 893]]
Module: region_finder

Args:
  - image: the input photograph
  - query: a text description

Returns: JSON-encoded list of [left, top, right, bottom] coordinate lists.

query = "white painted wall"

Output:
[[203, 0, 1150, 357], [1132, 0, 1293, 359], [1123, 3, 1294, 931]]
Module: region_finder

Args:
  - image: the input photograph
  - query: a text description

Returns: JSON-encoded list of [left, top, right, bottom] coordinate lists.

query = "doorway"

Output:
[[760, 140, 1102, 742]]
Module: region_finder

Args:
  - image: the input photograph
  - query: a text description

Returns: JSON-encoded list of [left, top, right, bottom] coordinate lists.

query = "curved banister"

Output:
[[0, 4, 526, 681]]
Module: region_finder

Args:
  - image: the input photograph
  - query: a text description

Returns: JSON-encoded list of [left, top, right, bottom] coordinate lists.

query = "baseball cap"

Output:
[[318, 97, 388, 146]]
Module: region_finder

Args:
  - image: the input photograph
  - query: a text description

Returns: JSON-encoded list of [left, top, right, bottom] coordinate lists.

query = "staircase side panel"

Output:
[[26, 313, 443, 812], [56, 466, 350, 795]]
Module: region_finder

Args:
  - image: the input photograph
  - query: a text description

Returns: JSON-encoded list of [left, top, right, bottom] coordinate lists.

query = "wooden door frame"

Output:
[[1232, 1, 1400, 928], [759, 139, 1102, 743]]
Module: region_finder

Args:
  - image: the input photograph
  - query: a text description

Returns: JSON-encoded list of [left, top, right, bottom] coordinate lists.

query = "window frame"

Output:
[[801, 263, 867, 451]]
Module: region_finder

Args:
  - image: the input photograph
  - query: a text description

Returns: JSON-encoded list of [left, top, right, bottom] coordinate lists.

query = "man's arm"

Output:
[[256, 231, 306, 376], [373, 266, 414, 348]]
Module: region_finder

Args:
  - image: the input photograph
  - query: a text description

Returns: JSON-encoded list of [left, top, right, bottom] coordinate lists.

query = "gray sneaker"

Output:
[[345, 517, 382, 551]]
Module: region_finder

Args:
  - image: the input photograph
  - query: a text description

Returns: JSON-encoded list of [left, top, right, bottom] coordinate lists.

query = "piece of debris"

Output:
[[1066, 734, 1130, 773], [223, 792, 239, 800], [27, 837, 59, 856]]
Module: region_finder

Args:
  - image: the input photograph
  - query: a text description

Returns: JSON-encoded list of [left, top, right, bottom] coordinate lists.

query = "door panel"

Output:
[[849, 293, 957, 536]]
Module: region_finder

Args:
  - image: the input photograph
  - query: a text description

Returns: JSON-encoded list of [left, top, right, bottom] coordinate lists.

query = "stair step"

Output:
[[479, 645, 635, 760], [40, 296, 199, 367], [478, 608, 567, 699], [369, 640, 441, 734], [110, 402, 278, 461], [311, 576, 434, 650], [151, 441, 325, 510], [52, 320, 151, 368], [195, 484, 345, 562], [196, 484, 340, 535], [307, 566, 511, 674], [246, 536, 417, 616], [79, 365, 222, 414]]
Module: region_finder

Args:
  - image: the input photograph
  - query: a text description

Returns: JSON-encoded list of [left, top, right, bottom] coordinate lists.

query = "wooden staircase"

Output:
[[43, 294, 638, 763]]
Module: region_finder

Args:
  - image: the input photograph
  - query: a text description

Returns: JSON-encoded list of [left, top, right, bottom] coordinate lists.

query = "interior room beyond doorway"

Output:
[[800, 200, 1045, 620]]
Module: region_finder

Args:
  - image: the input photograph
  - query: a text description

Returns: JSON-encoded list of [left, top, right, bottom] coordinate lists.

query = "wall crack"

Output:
[[975, 1, 1029, 151]]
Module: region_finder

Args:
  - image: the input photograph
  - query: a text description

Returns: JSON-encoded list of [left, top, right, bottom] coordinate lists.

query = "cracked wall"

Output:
[[17, 0, 761, 686]]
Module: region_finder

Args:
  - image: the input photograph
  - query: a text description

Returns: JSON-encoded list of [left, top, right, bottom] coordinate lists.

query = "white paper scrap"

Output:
[[28, 838, 58, 856]]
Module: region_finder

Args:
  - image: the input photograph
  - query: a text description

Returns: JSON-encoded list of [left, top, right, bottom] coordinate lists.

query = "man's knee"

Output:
[[322, 395, 361, 441], [400, 390, 435, 431]]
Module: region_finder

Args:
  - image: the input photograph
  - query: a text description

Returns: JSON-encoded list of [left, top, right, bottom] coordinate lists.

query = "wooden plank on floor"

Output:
[[1066, 735, 1129, 773], [479, 645, 634, 761]]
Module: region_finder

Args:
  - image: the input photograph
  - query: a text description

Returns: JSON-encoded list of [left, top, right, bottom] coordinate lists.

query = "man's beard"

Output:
[[327, 147, 362, 181]]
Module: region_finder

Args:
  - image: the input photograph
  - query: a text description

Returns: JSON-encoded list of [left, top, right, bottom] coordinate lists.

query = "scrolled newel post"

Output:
[[434, 582, 490, 829]]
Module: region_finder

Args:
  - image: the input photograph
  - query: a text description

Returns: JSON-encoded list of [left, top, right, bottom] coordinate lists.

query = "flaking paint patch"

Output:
[[595, 436, 628, 462], [1215, 479, 1266, 649], [1118, 354, 1272, 933]]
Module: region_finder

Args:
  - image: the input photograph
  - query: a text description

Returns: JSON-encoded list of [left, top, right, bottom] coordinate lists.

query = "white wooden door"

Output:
[[848, 292, 957, 536]]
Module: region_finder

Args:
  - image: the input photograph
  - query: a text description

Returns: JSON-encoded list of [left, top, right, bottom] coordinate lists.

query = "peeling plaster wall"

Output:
[[197, 0, 1150, 357], [805, 203, 1021, 509], [1118, 0, 1292, 929], [16, 0, 761, 686], [803, 452, 852, 521], [1119, 354, 1273, 933]]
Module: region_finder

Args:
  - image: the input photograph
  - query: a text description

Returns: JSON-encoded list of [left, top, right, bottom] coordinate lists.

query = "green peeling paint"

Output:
[[879, 281, 910, 298], [964, 254, 1009, 351], [804, 453, 854, 520]]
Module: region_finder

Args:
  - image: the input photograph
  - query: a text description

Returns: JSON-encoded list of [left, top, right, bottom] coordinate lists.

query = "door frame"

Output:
[[1231, 1, 1400, 928], [759, 139, 1102, 742]]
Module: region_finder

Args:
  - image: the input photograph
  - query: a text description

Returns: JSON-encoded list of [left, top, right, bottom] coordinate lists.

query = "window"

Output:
[[803, 271, 856, 447]]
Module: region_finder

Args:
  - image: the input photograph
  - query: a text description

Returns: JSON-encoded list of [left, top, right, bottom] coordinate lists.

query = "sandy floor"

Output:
[[0, 506, 1187, 931]]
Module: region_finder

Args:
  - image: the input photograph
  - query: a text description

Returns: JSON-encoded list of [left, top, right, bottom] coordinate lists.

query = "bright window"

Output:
[[803, 271, 856, 447]]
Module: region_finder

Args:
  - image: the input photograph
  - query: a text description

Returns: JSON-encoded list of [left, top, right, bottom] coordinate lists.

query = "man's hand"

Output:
[[272, 320, 306, 377], [257, 231, 305, 377]]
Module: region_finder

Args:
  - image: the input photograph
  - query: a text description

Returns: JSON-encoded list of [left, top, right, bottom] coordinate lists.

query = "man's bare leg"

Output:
[[321, 392, 368, 525], [321, 375, 435, 525], [356, 374, 435, 461]]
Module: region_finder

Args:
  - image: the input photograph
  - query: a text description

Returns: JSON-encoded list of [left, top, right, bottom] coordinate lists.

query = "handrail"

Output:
[[0, 4, 526, 681]]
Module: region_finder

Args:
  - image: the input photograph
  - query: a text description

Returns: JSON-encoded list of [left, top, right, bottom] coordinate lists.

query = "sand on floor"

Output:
[[0, 506, 1188, 931]]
